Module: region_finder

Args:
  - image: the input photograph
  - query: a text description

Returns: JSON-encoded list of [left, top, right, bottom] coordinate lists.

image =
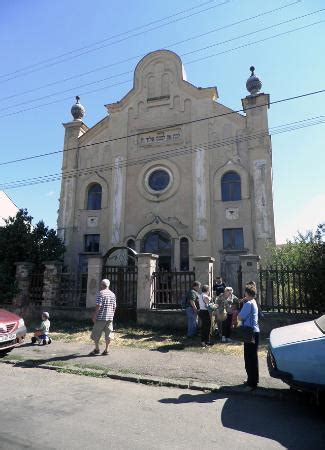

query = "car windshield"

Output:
[[315, 315, 325, 333]]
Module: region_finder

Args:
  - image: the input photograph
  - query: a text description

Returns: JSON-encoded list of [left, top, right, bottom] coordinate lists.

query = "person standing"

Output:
[[198, 285, 212, 347], [185, 281, 201, 337], [213, 276, 226, 297], [238, 285, 260, 390], [89, 279, 116, 356], [219, 287, 239, 342]]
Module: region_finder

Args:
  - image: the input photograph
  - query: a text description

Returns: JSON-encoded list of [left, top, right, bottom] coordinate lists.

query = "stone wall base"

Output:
[[137, 309, 186, 330], [3, 305, 94, 325]]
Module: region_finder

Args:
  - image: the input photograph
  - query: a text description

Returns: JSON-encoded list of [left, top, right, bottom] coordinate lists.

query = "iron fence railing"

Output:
[[55, 272, 87, 307], [102, 266, 138, 309], [151, 269, 195, 309], [259, 267, 325, 315], [29, 272, 44, 306]]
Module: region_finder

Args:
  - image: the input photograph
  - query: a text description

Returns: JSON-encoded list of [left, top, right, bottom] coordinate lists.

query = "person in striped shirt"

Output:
[[89, 279, 116, 356]]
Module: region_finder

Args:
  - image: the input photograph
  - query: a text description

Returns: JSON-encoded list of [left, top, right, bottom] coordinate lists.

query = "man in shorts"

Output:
[[89, 279, 116, 356]]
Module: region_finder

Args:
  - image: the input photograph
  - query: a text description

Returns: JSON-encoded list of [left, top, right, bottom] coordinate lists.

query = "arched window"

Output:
[[142, 230, 172, 270], [221, 171, 241, 201], [180, 237, 189, 271], [87, 184, 102, 210]]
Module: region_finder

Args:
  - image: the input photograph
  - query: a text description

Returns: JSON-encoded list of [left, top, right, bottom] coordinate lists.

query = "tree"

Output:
[[0, 209, 65, 303], [265, 224, 325, 312], [266, 224, 325, 270]]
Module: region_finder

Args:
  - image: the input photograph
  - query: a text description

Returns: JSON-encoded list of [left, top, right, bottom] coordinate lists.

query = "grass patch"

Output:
[[25, 320, 268, 357]]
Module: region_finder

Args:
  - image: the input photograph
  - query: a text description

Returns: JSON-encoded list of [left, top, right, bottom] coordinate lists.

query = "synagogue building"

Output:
[[57, 50, 275, 287]]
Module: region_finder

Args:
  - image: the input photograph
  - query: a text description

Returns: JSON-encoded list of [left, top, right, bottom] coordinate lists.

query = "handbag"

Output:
[[216, 308, 227, 322], [238, 325, 255, 343], [237, 303, 255, 343]]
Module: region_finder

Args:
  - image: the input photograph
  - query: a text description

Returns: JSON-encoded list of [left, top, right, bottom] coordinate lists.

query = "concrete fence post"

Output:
[[192, 256, 215, 293], [42, 261, 63, 307], [136, 253, 158, 310], [13, 262, 34, 308], [239, 254, 261, 302], [86, 255, 103, 308]]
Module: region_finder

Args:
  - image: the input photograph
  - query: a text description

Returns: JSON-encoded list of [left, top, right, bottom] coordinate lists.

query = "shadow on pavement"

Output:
[[159, 391, 219, 404], [220, 394, 325, 450], [12, 352, 99, 368], [159, 390, 325, 449], [151, 343, 187, 352]]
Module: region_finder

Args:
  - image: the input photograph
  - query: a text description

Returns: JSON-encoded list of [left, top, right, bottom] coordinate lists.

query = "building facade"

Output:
[[57, 50, 275, 287]]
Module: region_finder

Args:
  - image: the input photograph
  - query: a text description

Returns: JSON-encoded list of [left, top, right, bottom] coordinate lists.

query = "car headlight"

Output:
[[18, 318, 25, 328]]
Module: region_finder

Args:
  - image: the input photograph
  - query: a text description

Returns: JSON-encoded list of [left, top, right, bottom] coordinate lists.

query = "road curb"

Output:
[[0, 357, 291, 400]]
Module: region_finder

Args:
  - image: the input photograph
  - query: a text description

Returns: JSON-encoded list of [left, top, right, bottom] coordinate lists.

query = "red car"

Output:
[[0, 308, 27, 354]]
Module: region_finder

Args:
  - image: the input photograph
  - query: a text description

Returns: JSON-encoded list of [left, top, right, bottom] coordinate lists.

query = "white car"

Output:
[[268, 315, 325, 392]]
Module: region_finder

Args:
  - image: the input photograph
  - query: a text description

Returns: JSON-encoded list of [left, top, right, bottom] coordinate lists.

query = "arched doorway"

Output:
[[142, 230, 172, 270]]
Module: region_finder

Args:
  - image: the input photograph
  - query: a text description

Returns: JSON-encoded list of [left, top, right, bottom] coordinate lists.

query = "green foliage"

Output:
[[266, 223, 325, 270], [265, 224, 325, 312], [0, 209, 65, 302]]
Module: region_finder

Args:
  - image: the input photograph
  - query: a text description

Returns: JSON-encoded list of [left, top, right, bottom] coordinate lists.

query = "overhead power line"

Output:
[[1, 113, 324, 190], [0, 87, 325, 179], [0, 0, 230, 83], [0, 18, 324, 120], [0, 88, 324, 167], [0, 1, 301, 102], [1, 7, 323, 112]]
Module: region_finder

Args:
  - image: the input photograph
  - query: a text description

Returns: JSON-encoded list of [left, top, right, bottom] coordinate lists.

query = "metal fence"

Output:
[[29, 272, 44, 305], [102, 266, 138, 310], [259, 267, 325, 314], [55, 272, 87, 307], [151, 269, 195, 309]]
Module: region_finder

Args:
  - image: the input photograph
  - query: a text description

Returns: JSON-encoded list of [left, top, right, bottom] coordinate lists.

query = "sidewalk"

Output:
[[2, 340, 291, 399]]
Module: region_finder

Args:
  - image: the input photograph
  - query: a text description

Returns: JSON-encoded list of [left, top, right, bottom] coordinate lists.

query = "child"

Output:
[[32, 312, 51, 345]]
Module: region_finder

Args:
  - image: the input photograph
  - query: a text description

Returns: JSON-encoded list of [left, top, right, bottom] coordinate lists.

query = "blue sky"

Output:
[[0, 0, 324, 244]]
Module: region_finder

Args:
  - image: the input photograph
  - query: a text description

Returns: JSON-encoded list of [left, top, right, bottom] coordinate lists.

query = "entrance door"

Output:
[[142, 231, 172, 270], [221, 255, 241, 294]]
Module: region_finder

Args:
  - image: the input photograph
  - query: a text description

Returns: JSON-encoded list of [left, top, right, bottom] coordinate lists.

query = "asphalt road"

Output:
[[0, 364, 324, 450]]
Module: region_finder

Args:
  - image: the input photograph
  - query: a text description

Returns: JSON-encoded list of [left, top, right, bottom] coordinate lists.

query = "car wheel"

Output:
[[31, 337, 37, 344], [42, 339, 47, 345], [48, 338, 52, 344]]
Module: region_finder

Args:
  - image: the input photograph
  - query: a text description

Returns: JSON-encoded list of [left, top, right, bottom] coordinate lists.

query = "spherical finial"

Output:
[[71, 96, 85, 121], [246, 66, 262, 95]]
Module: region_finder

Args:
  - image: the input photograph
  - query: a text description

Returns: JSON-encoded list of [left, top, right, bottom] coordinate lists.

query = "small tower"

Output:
[[242, 67, 275, 256], [57, 97, 88, 269]]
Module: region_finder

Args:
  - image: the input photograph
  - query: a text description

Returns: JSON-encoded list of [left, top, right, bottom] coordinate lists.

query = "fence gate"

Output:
[[102, 265, 138, 321]]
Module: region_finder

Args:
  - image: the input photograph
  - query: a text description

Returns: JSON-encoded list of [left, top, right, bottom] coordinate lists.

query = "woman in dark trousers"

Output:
[[198, 284, 212, 347], [238, 285, 260, 390]]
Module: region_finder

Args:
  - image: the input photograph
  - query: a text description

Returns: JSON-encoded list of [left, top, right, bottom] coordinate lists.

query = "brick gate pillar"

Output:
[[136, 253, 158, 310], [86, 255, 103, 308], [13, 262, 34, 308], [192, 256, 215, 293], [42, 261, 63, 307]]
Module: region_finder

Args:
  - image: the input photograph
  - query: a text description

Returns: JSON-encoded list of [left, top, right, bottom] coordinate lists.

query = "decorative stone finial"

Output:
[[246, 66, 262, 95], [71, 95, 85, 121]]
